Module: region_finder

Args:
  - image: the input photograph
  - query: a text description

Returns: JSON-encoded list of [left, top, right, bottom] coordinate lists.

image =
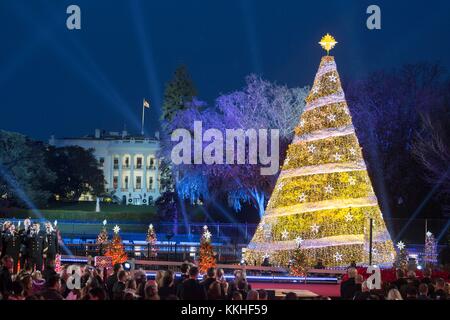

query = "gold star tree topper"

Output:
[[319, 33, 338, 55]]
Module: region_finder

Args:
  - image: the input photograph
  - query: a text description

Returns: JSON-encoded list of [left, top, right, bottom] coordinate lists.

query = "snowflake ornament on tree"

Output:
[[311, 224, 320, 234], [324, 185, 334, 194], [299, 193, 307, 202], [307, 144, 317, 154]]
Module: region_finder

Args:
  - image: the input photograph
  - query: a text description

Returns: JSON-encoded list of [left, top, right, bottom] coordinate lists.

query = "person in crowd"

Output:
[[200, 267, 217, 291], [178, 266, 206, 300], [29, 223, 47, 272], [180, 262, 191, 282], [227, 269, 244, 298], [246, 290, 259, 300], [417, 283, 430, 300], [354, 274, 364, 294], [144, 280, 160, 300], [421, 268, 433, 285], [123, 278, 139, 299], [215, 268, 228, 298], [392, 269, 408, 294], [405, 286, 418, 300], [406, 270, 420, 287], [106, 263, 123, 300], [386, 288, 403, 300], [32, 270, 46, 293], [340, 267, 358, 299], [159, 270, 177, 300], [207, 281, 223, 300], [0, 222, 12, 259], [432, 278, 448, 300], [155, 270, 165, 288], [18, 219, 32, 270], [20, 275, 33, 298], [353, 280, 371, 300], [42, 259, 57, 283], [231, 291, 242, 300], [0, 256, 13, 299], [88, 287, 106, 300], [43, 222, 59, 262], [8, 281, 25, 300], [257, 289, 268, 300], [37, 274, 64, 300], [112, 270, 127, 300], [236, 278, 250, 300], [3, 224, 21, 274]]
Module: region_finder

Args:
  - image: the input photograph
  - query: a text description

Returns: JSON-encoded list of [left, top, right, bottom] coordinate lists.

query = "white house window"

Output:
[[136, 157, 142, 169], [136, 176, 142, 189], [149, 177, 154, 190]]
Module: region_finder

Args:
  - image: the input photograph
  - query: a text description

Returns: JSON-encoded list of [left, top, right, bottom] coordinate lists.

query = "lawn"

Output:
[[0, 202, 157, 223]]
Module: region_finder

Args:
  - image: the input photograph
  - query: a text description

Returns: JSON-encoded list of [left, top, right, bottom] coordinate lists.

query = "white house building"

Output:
[[49, 129, 161, 205]]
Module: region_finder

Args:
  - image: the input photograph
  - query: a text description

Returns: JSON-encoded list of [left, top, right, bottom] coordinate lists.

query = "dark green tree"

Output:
[[157, 65, 197, 221], [46, 146, 105, 201], [0, 130, 55, 207], [161, 65, 197, 122]]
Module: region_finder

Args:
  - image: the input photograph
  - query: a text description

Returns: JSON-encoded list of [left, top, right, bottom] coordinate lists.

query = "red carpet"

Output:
[[249, 282, 340, 297]]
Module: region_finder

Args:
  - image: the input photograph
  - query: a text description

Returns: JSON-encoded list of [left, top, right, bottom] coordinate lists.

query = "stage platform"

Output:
[[249, 282, 340, 298]]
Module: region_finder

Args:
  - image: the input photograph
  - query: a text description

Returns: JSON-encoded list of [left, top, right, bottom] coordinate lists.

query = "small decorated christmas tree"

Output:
[[96, 220, 109, 255], [105, 225, 128, 265], [290, 237, 307, 276], [424, 231, 438, 268], [198, 225, 216, 274], [394, 241, 408, 270], [146, 224, 158, 258]]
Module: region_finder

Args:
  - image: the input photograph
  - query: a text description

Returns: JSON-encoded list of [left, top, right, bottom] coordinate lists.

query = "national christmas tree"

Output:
[[245, 34, 395, 267], [198, 225, 216, 273], [105, 225, 128, 265], [424, 231, 438, 268], [146, 223, 158, 258]]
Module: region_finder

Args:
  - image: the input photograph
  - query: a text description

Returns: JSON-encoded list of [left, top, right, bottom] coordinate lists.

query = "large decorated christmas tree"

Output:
[[245, 34, 395, 268]]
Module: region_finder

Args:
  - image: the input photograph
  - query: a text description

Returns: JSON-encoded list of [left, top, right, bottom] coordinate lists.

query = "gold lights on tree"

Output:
[[319, 33, 338, 54]]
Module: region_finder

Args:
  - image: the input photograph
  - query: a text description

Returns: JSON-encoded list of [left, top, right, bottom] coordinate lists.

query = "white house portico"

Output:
[[49, 129, 161, 205]]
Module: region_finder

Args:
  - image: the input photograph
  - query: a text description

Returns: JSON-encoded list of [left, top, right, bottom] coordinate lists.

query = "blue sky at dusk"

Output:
[[0, 0, 449, 140]]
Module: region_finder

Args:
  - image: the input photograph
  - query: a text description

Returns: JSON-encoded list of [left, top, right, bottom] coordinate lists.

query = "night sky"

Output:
[[1, 0, 449, 141]]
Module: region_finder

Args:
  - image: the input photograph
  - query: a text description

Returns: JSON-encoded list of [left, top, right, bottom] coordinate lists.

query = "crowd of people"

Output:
[[2, 219, 449, 301], [0, 257, 276, 300], [1, 254, 449, 300], [340, 267, 449, 300]]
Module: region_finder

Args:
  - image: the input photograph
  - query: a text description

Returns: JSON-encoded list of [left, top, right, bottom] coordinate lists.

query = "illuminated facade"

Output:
[[49, 129, 161, 205]]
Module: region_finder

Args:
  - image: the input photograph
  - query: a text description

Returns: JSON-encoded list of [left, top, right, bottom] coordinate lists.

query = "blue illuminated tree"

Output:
[[161, 75, 308, 217]]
